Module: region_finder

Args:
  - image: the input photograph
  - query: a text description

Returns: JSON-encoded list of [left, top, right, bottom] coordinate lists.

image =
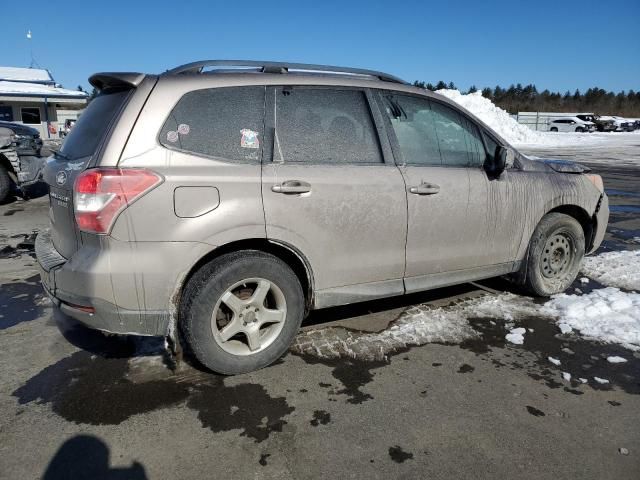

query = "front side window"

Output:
[[275, 88, 382, 164], [21, 107, 41, 124], [384, 94, 441, 166], [429, 101, 486, 167], [383, 94, 486, 168], [160, 86, 265, 162]]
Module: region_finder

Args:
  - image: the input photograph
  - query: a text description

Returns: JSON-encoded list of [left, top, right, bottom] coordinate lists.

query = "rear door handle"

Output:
[[409, 183, 440, 195], [271, 180, 312, 194]]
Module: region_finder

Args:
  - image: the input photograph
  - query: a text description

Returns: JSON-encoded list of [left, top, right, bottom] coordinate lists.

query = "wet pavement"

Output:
[[1, 141, 639, 479]]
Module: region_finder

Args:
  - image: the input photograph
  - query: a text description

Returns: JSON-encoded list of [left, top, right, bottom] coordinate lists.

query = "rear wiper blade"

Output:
[[53, 150, 69, 160]]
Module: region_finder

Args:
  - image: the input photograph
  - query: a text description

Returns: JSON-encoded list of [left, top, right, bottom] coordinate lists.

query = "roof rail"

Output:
[[164, 60, 408, 84]]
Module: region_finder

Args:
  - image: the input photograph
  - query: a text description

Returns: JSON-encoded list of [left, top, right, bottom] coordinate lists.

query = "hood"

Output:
[[0, 121, 39, 137], [520, 156, 591, 174], [542, 159, 591, 174]]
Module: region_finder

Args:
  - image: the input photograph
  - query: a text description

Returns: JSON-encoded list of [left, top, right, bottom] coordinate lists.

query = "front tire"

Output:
[[522, 213, 585, 296], [180, 250, 304, 374], [550, 127, 558, 132]]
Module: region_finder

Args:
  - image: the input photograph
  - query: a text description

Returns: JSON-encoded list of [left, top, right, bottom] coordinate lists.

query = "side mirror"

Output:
[[491, 146, 515, 175]]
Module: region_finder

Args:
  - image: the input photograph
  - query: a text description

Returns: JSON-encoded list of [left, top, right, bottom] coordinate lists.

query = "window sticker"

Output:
[[178, 123, 190, 135], [240, 129, 259, 149], [166, 130, 179, 143]]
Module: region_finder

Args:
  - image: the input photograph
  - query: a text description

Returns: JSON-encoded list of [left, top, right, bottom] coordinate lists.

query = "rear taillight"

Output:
[[74, 168, 162, 234]]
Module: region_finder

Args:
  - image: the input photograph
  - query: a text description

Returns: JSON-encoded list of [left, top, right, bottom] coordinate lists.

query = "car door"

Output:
[[376, 92, 490, 292], [261, 86, 407, 307]]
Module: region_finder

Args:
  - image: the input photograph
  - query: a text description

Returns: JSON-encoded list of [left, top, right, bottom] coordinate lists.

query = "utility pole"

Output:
[[27, 29, 41, 68]]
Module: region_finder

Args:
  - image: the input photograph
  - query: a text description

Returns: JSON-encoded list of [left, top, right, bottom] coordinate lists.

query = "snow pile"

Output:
[[433, 89, 637, 148], [435, 89, 545, 144], [581, 250, 640, 291], [543, 288, 640, 350]]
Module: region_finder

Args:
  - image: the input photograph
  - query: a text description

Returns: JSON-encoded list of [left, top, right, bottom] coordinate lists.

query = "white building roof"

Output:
[[0, 66, 54, 84], [0, 81, 88, 99]]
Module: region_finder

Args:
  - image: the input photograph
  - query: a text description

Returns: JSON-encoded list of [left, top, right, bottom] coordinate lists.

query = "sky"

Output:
[[3, 0, 639, 94]]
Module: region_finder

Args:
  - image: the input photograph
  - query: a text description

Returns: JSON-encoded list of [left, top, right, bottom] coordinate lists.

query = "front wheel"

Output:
[[180, 250, 305, 374], [575, 127, 584, 133], [522, 213, 585, 296], [550, 127, 558, 132]]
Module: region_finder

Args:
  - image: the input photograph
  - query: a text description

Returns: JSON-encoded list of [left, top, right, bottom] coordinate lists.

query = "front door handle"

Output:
[[271, 180, 312, 194], [409, 183, 440, 195]]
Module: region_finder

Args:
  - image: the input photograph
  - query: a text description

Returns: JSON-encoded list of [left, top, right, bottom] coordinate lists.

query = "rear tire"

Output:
[[0, 165, 12, 203], [522, 213, 585, 297], [180, 250, 304, 374]]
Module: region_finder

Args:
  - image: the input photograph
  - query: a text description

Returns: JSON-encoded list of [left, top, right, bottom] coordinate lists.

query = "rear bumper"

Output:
[[35, 229, 181, 336]]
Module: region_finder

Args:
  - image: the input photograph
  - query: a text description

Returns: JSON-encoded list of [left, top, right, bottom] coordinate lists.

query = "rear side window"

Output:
[[429, 101, 486, 167], [275, 88, 382, 164], [160, 86, 265, 162], [60, 88, 131, 160]]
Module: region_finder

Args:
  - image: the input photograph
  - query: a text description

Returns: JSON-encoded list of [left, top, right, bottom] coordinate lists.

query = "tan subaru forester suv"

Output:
[[36, 60, 608, 374]]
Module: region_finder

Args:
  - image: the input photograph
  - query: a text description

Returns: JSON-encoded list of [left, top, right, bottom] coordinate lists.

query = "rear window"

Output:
[[159, 86, 265, 163], [59, 88, 131, 160]]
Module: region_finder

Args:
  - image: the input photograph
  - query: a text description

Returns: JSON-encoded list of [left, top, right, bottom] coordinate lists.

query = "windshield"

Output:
[[59, 88, 131, 160]]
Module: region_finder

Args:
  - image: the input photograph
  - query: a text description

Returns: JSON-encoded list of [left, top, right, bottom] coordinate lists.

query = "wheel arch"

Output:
[[174, 238, 315, 319], [0, 152, 18, 181], [547, 204, 595, 250], [513, 204, 594, 285]]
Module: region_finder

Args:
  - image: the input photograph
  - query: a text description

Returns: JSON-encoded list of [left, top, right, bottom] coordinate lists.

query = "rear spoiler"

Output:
[[89, 72, 147, 90]]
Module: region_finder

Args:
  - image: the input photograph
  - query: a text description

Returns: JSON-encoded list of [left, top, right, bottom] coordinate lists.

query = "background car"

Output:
[[0, 121, 43, 156], [600, 116, 635, 132], [0, 121, 46, 202], [576, 114, 616, 132], [548, 117, 595, 133]]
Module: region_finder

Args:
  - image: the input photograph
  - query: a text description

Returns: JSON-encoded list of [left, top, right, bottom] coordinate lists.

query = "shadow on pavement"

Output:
[[43, 435, 148, 480]]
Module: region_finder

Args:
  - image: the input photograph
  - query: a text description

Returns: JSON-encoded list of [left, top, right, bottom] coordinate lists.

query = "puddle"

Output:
[[3, 209, 24, 216], [0, 274, 46, 330], [606, 189, 640, 198], [309, 410, 331, 426], [388, 446, 413, 463], [0, 232, 37, 259], [461, 315, 640, 395], [12, 351, 295, 442], [610, 205, 640, 214], [296, 354, 390, 404]]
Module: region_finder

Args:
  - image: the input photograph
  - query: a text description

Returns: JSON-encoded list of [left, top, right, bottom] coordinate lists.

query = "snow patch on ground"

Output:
[[548, 356, 561, 366], [581, 250, 640, 291], [293, 293, 539, 360], [543, 288, 640, 350], [505, 327, 526, 345], [294, 280, 640, 361], [607, 356, 628, 364], [558, 323, 573, 334]]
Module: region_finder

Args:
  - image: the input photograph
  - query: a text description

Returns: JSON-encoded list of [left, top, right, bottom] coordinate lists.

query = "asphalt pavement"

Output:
[[0, 142, 638, 480]]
